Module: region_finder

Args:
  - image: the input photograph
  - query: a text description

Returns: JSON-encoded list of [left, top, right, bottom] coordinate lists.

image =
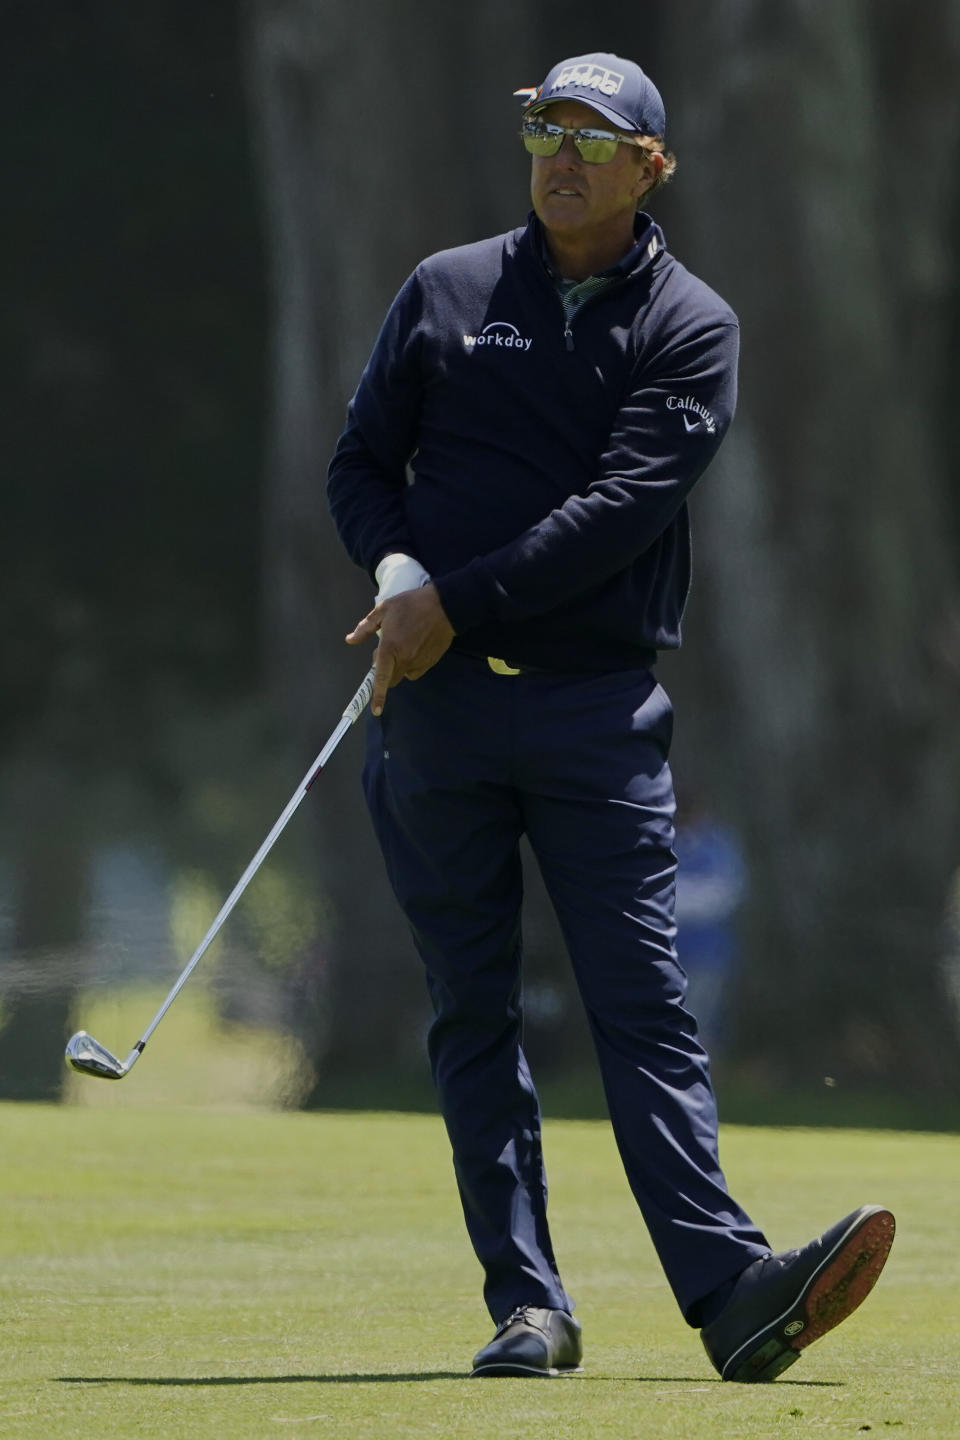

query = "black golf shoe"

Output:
[[701, 1204, 895, 1382], [470, 1305, 583, 1377]]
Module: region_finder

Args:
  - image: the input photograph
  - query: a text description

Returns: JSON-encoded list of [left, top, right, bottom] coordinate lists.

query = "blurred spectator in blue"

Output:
[[674, 794, 747, 1059]]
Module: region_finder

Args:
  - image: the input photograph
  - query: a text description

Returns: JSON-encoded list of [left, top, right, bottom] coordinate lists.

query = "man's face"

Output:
[[528, 99, 655, 242]]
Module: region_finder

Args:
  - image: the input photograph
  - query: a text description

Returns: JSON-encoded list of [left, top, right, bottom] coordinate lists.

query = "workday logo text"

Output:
[[463, 321, 533, 353]]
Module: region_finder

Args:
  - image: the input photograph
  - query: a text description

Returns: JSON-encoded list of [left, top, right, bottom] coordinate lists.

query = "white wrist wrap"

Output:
[[374, 553, 431, 602]]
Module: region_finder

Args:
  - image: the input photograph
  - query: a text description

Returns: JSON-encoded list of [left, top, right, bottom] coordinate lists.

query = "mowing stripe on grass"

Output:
[[1, 1104, 956, 1439]]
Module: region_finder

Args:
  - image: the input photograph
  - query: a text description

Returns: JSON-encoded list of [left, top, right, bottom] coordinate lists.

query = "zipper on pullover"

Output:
[[534, 211, 663, 356], [559, 274, 630, 353]]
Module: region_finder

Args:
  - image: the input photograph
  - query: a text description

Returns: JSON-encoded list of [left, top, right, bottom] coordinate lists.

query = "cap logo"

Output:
[[551, 63, 624, 98]]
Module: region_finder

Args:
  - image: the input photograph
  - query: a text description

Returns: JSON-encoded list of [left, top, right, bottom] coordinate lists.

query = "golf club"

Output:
[[65, 664, 377, 1080]]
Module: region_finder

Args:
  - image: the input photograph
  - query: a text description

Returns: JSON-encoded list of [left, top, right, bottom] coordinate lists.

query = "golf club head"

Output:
[[65, 1030, 127, 1080]]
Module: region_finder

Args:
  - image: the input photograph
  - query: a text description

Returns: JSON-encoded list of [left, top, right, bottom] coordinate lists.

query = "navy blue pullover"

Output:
[[327, 212, 738, 672]]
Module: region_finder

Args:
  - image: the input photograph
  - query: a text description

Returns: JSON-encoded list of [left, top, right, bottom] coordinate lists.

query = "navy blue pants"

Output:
[[363, 650, 769, 1324]]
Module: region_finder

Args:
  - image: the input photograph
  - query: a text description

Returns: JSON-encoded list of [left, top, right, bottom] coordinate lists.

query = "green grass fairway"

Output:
[[1, 1105, 956, 1439]]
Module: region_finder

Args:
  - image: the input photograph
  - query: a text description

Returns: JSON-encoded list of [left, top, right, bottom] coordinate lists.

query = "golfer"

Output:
[[327, 52, 894, 1379]]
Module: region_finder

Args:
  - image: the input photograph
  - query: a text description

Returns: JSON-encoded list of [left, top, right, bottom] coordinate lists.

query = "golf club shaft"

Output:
[[125, 665, 376, 1066]]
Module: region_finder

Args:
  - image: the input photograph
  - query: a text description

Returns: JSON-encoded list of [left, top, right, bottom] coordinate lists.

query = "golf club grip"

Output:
[[344, 666, 376, 724], [306, 665, 377, 788]]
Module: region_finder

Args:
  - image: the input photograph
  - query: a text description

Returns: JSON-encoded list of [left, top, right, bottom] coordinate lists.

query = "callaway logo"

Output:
[[667, 394, 717, 435], [551, 62, 625, 98], [463, 321, 533, 353]]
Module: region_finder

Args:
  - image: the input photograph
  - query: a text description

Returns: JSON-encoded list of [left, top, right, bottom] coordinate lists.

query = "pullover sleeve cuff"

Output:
[[433, 558, 499, 636]]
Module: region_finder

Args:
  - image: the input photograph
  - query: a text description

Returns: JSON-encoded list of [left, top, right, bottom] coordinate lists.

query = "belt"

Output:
[[452, 646, 658, 677], [452, 646, 536, 675]]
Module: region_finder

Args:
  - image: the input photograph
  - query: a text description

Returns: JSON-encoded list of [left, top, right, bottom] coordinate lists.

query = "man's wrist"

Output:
[[374, 552, 431, 601]]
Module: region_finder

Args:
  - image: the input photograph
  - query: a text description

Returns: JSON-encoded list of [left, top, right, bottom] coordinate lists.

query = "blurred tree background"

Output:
[[2, 1, 959, 1117]]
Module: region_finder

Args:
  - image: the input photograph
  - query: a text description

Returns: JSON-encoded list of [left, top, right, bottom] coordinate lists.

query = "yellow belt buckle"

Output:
[[487, 656, 522, 676]]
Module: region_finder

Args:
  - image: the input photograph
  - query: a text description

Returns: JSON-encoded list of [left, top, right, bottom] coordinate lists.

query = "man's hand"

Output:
[[346, 583, 455, 715]]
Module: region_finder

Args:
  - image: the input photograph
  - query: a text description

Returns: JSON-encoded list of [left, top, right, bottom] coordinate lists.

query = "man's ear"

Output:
[[636, 150, 664, 197]]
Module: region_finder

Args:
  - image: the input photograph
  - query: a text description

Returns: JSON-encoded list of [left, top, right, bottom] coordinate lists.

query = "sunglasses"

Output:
[[520, 116, 647, 165]]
